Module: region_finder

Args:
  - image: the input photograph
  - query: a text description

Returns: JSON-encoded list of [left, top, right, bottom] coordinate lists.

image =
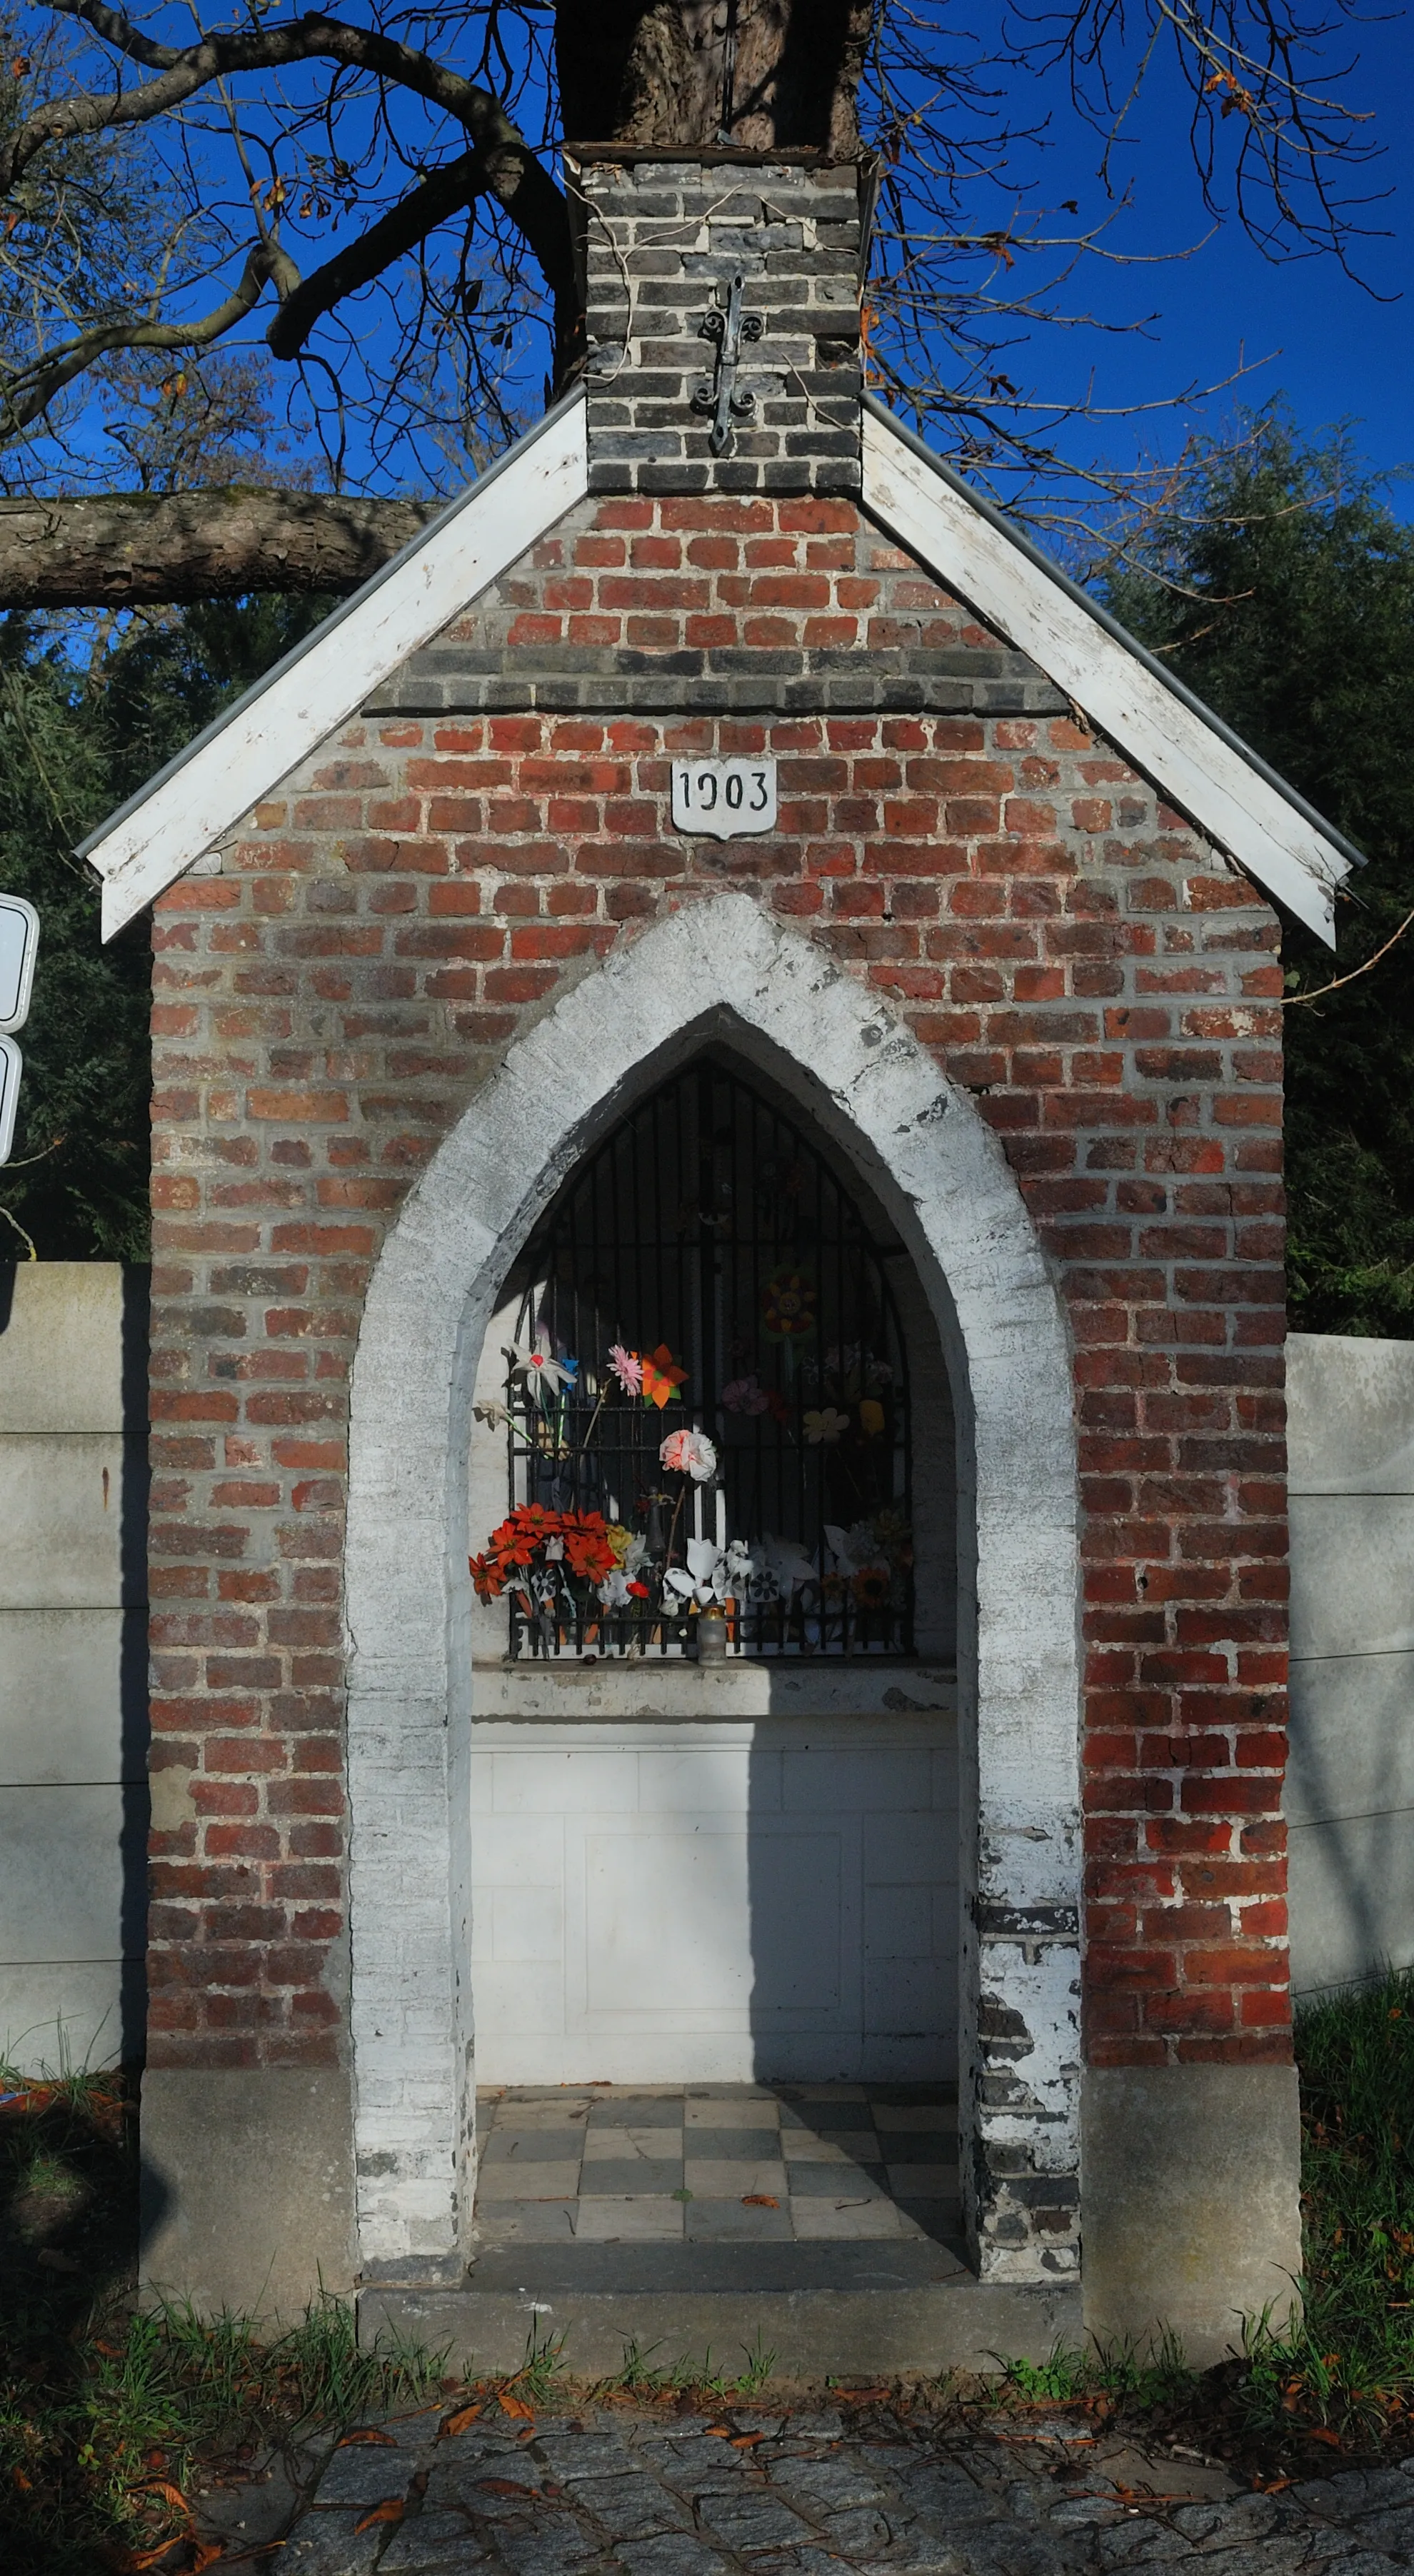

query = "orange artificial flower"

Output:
[[640, 1342, 688, 1409]]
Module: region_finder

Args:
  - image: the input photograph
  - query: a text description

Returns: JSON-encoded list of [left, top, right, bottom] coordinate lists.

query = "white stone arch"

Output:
[[345, 894, 1081, 2285]]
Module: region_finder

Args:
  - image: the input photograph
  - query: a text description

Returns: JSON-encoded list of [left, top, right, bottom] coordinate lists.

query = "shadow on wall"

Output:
[[0, 2069, 156, 2318], [119, 1267, 151, 2063]]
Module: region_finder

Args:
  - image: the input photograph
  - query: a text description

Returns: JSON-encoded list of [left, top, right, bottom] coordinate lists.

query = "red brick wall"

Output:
[[145, 493, 1290, 2073]]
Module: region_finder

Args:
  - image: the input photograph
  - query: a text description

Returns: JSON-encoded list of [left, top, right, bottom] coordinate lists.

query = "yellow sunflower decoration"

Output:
[[763, 1265, 816, 1342]]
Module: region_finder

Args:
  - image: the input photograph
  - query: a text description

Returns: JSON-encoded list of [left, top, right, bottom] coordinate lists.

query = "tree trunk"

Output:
[[556, 0, 871, 154], [0, 488, 435, 609]]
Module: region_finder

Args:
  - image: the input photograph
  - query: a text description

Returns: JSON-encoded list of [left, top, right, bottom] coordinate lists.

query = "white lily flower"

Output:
[[763, 1532, 818, 1594], [723, 1538, 758, 1586], [826, 1521, 890, 1579], [506, 1330, 577, 1411], [664, 1535, 733, 1608]]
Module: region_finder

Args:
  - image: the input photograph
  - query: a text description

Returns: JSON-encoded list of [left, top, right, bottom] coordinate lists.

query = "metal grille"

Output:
[[497, 1058, 913, 1658]]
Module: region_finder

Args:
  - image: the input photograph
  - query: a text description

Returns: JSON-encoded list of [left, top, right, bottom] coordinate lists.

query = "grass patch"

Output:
[[993, 2329, 1194, 2415], [1236, 1963, 1414, 2446], [595, 2330, 779, 2404], [981, 1970, 1414, 2469], [0, 2058, 448, 2572]]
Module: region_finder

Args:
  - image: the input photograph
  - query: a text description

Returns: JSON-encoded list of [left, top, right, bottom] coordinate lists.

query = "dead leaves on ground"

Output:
[[354, 2495, 406, 2532]]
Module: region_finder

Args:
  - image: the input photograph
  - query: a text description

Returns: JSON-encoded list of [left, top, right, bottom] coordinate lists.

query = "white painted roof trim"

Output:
[[84, 382, 1356, 947], [862, 399, 1355, 945], [83, 393, 591, 939]]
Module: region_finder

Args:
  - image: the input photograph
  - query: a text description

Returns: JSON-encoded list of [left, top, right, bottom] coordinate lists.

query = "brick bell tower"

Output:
[[571, 149, 867, 499]]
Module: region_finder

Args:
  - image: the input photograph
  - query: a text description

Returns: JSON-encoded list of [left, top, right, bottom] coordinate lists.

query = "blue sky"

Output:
[[979, 3, 1413, 510], [26, 0, 1407, 520]]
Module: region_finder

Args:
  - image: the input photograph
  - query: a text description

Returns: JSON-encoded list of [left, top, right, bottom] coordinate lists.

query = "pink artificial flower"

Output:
[[659, 1427, 718, 1482], [722, 1374, 769, 1417], [607, 1343, 643, 1395]]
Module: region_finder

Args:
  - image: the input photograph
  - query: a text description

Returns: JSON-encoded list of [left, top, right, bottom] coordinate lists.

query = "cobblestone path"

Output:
[[205, 2395, 1414, 2574]]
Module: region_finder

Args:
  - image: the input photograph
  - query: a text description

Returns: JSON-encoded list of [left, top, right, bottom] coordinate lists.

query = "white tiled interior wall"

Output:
[[468, 1711, 958, 2085]]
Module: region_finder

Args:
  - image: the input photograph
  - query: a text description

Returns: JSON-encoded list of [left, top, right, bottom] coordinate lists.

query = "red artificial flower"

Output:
[[470, 1505, 617, 1597]]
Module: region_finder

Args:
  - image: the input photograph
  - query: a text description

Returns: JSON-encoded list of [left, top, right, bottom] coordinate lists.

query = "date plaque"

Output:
[[671, 756, 777, 840]]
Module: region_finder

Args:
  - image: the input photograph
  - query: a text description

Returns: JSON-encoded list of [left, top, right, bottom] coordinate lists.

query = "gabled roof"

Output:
[[81, 386, 1359, 945], [83, 395, 589, 939], [861, 399, 1358, 944]]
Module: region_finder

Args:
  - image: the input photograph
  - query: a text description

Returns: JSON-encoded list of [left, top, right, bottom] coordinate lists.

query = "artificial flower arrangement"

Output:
[[797, 1341, 895, 1447], [471, 1326, 911, 1657]]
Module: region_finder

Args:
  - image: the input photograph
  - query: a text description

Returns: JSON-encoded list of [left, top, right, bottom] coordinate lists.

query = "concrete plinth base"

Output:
[[140, 2065, 356, 2321], [361, 2260, 1081, 2379], [1082, 2061, 1303, 2368]]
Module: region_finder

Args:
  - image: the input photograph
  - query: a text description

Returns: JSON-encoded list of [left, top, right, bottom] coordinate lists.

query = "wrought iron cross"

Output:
[[691, 271, 764, 457]]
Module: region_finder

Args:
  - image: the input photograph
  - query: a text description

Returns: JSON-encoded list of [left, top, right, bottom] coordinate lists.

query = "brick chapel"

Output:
[[81, 150, 1361, 2371]]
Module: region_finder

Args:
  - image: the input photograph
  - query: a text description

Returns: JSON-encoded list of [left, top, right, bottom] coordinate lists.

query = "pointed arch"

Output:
[[344, 894, 1081, 2285]]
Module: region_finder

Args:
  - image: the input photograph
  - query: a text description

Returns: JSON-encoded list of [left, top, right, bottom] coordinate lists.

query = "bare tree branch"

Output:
[[0, 238, 298, 435], [269, 146, 488, 363], [15, 0, 579, 365]]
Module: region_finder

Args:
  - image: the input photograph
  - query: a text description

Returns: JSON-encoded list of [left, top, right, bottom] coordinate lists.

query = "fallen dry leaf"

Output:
[[730, 2432, 764, 2449], [477, 2478, 537, 2497], [338, 2427, 397, 2447], [500, 2393, 535, 2421], [741, 2194, 778, 2208], [1304, 2428, 1343, 2449], [835, 2386, 888, 2401], [132, 2478, 193, 2521], [440, 2403, 485, 2438], [354, 2497, 405, 2532]]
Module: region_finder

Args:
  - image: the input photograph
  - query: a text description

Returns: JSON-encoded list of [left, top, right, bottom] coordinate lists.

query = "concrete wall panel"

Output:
[[0, 1783, 146, 1961], [0, 1608, 146, 1784], [0, 1264, 148, 2068], [0, 1433, 144, 1609], [0, 1963, 130, 2070], [1286, 1650, 1414, 1828], [1286, 1332, 1414, 1995], [1288, 1332, 1414, 1494], [0, 1262, 131, 1434], [1289, 1810, 1414, 1994], [1289, 1495, 1414, 1661]]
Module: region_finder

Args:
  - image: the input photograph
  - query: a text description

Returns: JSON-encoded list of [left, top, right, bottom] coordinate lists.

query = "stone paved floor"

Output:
[[211, 2392, 1414, 2573], [473, 2086, 961, 2247]]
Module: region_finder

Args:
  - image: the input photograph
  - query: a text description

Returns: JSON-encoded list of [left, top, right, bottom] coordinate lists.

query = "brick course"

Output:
[[146, 488, 1290, 2082]]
